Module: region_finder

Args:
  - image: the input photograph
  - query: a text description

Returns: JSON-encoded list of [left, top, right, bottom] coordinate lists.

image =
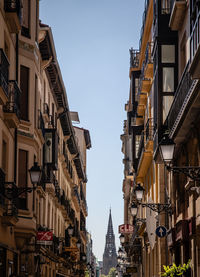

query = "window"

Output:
[[2, 140, 7, 179], [163, 67, 174, 92], [135, 135, 141, 158], [21, 0, 30, 38], [163, 96, 173, 124], [20, 65, 29, 120], [180, 34, 186, 75], [18, 150, 28, 209], [161, 45, 175, 63]]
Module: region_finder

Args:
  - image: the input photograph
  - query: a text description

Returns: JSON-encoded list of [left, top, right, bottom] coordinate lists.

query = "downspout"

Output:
[[14, 33, 19, 184]]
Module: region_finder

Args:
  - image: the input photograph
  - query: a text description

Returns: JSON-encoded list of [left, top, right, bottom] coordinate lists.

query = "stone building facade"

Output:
[[120, 0, 200, 277], [0, 0, 91, 276]]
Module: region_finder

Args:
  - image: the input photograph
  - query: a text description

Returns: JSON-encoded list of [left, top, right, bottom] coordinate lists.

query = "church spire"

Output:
[[102, 209, 117, 275]]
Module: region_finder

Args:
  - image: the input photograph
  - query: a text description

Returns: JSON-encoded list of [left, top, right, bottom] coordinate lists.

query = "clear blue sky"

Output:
[[40, 0, 145, 260]]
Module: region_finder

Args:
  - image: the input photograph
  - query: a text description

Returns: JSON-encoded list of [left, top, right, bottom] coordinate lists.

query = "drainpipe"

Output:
[[14, 33, 19, 184]]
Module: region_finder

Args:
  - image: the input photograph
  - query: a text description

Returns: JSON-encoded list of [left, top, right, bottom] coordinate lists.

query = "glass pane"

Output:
[[163, 67, 174, 92], [163, 96, 174, 123], [161, 45, 175, 63]]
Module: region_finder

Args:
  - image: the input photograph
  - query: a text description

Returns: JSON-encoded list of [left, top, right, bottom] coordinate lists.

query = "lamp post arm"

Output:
[[167, 166, 200, 181], [140, 202, 172, 214]]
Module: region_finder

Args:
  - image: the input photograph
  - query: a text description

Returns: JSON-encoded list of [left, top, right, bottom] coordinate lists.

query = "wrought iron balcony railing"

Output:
[[145, 118, 154, 142], [129, 48, 140, 68], [167, 62, 194, 131], [137, 132, 144, 161], [0, 48, 9, 98], [190, 11, 200, 62], [139, 0, 150, 49], [3, 80, 21, 117]]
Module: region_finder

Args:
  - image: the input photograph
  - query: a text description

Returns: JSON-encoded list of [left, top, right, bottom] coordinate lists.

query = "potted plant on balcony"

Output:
[[160, 260, 191, 277]]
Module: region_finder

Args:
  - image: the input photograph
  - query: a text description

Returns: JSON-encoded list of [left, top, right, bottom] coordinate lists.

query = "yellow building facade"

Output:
[[0, 1, 91, 276]]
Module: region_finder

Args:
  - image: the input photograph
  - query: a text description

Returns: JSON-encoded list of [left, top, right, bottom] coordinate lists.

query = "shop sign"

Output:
[[118, 224, 134, 234], [36, 231, 53, 245]]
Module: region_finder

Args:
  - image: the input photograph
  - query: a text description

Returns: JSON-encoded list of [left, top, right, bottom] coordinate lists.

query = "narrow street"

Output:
[[0, 0, 200, 277]]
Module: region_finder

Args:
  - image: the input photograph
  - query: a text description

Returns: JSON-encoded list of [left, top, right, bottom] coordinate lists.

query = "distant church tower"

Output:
[[102, 209, 117, 275]]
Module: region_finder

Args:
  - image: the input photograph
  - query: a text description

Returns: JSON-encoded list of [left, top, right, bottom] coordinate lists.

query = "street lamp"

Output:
[[29, 162, 42, 185], [67, 224, 74, 236], [159, 136, 200, 182], [130, 202, 138, 217], [134, 183, 145, 201], [159, 135, 175, 164], [119, 233, 125, 244], [132, 185, 172, 214]]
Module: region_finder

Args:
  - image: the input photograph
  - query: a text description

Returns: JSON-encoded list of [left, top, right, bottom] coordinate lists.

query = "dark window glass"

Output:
[[17, 149, 28, 209], [21, 0, 30, 38], [20, 65, 29, 121]]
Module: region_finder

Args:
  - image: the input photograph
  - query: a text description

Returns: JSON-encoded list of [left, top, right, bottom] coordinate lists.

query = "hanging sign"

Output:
[[118, 224, 134, 234], [36, 231, 53, 245]]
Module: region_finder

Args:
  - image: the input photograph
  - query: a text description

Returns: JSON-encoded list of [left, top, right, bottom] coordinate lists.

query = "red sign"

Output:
[[37, 231, 53, 245], [118, 224, 134, 234]]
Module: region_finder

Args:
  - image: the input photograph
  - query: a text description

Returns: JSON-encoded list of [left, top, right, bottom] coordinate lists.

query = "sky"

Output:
[[40, 0, 145, 260]]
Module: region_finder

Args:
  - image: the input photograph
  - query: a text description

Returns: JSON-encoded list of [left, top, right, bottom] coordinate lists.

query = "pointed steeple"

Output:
[[102, 209, 117, 275], [107, 208, 114, 234]]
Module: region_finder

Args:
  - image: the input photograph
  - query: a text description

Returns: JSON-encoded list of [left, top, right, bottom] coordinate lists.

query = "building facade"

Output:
[[0, 0, 91, 276], [120, 0, 200, 277]]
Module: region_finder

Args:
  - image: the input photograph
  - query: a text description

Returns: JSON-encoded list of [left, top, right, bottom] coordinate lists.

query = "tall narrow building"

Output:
[[102, 209, 117, 275]]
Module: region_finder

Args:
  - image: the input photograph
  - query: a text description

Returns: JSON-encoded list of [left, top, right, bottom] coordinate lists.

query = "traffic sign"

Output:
[[156, 225, 167, 238]]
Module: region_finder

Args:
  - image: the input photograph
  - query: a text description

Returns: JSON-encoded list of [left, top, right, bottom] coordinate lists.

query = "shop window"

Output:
[[20, 65, 29, 121], [161, 45, 175, 63], [162, 67, 174, 92], [162, 96, 174, 123], [17, 149, 28, 209], [21, 0, 30, 38]]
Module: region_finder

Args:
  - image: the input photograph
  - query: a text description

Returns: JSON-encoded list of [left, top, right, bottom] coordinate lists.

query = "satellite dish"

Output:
[[146, 197, 157, 249]]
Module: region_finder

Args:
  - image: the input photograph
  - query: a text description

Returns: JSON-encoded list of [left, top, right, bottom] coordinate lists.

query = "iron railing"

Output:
[[139, 0, 150, 49], [129, 48, 140, 68], [0, 48, 9, 97], [190, 11, 200, 62], [145, 118, 154, 142], [3, 80, 21, 117], [167, 63, 194, 130]]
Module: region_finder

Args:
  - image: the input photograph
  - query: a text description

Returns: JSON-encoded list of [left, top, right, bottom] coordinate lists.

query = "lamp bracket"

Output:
[[4, 182, 36, 199], [139, 202, 172, 214], [168, 166, 200, 181]]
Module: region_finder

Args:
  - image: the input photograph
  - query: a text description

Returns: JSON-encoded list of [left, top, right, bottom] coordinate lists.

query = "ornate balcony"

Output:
[[0, 49, 9, 104], [167, 63, 198, 137], [4, 0, 21, 33], [190, 11, 200, 78], [3, 80, 21, 128], [169, 0, 187, 30]]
